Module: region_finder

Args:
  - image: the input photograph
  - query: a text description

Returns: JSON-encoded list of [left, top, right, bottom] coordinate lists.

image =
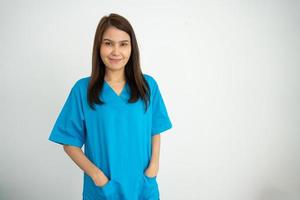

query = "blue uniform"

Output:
[[48, 74, 172, 200]]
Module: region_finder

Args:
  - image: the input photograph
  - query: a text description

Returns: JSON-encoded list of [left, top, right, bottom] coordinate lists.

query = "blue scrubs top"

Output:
[[48, 74, 172, 200]]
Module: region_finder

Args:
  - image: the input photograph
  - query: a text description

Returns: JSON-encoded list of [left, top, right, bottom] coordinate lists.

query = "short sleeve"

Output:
[[48, 82, 86, 148], [151, 80, 173, 136]]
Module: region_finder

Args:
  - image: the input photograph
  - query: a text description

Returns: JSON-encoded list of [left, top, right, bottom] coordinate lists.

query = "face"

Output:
[[100, 26, 132, 72]]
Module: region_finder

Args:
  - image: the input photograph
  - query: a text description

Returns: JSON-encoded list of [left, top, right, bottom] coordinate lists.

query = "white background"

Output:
[[1, 0, 299, 199]]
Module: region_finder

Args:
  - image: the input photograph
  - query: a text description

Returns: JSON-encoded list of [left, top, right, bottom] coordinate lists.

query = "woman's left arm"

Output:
[[145, 134, 161, 177]]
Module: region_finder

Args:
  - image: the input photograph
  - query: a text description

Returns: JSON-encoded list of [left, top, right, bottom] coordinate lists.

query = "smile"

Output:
[[109, 58, 122, 63]]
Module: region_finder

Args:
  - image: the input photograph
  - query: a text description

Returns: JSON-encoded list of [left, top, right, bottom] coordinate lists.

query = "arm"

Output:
[[63, 145, 109, 187], [144, 134, 161, 177]]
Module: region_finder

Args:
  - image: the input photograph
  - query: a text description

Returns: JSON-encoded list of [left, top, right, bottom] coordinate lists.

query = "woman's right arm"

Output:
[[63, 145, 109, 187]]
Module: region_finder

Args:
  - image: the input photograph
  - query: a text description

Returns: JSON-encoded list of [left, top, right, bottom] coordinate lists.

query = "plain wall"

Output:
[[1, 0, 299, 199]]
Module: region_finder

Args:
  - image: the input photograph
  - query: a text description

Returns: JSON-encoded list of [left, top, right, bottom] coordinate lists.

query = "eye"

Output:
[[104, 42, 111, 46], [121, 43, 128, 46]]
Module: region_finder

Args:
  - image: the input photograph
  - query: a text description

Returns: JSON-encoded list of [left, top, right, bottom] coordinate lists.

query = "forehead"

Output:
[[102, 26, 131, 42]]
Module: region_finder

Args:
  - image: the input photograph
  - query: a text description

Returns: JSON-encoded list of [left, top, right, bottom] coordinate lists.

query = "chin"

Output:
[[105, 65, 125, 71]]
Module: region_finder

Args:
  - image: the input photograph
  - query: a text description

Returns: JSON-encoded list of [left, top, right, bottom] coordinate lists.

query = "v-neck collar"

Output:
[[104, 80, 128, 98]]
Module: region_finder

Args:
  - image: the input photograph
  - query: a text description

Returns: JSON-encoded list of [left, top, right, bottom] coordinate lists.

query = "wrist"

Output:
[[91, 168, 104, 181], [149, 161, 159, 168]]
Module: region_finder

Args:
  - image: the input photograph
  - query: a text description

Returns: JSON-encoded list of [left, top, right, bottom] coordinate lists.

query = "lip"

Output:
[[109, 58, 122, 63]]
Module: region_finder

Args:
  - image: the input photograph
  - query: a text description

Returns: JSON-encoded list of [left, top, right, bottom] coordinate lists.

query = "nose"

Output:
[[111, 45, 120, 55]]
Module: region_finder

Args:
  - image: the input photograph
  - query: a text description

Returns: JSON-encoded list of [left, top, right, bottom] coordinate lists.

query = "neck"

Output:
[[104, 68, 126, 82]]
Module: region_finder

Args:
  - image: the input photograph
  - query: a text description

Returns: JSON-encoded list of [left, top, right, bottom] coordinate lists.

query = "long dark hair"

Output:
[[88, 13, 150, 112]]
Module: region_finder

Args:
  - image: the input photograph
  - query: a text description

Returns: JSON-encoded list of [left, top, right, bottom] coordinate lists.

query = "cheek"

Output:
[[100, 46, 109, 56], [125, 49, 132, 58]]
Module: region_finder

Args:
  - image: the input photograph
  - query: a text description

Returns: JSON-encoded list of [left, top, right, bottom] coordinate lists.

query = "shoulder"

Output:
[[142, 73, 158, 88], [73, 76, 90, 87], [142, 73, 162, 99], [71, 76, 90, 94], [75, 76, 90, 86]]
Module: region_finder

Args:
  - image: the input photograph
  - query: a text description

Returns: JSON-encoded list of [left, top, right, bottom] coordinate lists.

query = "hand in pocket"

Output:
[[144, 163, 159, 178], [93, 173, 110, 187]]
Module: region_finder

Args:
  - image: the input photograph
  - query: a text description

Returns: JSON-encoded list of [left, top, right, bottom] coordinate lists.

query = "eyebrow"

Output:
[[103, 38, 130, 43]]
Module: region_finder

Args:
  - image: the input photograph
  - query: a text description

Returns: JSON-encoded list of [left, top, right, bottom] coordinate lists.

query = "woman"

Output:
[[48, 13, 172, 200]]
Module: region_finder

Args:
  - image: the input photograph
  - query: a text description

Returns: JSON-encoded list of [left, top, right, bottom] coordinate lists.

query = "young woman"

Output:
[[48, 13, 172, 200]]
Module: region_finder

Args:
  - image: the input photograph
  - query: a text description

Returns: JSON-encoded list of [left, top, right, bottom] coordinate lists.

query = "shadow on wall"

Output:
[[259, 187, 293, 200]]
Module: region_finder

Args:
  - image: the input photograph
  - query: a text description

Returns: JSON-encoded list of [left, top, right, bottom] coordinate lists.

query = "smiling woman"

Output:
[[48, 13, 173, 200], [100, 26, 132, 73]]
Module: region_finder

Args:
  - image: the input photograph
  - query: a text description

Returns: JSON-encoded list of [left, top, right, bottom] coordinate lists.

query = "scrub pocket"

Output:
[[139, 174, 160, 200], [95, 179, 122, 200]]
